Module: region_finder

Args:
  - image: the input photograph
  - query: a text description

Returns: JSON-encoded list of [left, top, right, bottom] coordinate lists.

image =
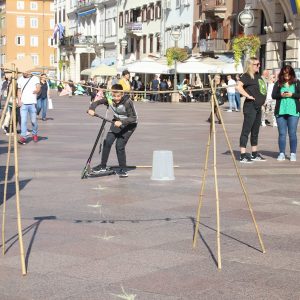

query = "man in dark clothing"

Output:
[[150, 75, 159, 102], [88, 84, 138, 177]]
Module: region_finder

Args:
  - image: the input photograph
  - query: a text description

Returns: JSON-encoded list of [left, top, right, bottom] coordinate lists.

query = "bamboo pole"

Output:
[[1, 96, 14, 255], [212, 80, 266, 254], [192, 116, 212, 248], [208, 75, 222, 269], [0, 85, 13, 128], [11, 67, 27, 275]]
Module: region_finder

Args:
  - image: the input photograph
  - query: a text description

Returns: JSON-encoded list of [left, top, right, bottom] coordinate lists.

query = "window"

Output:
[[1, 54, 6, 65], [130, 37, 134, 53], [50, 19, 55, 29], [30, 17, 38, 28], [149, 34, 153, 53], [48, 37, 54, 46], [17, 16, 25, 28], [16, 35, 25, 46], [17, 1, 24, 10], [125, 11, 128, 24], [176, 0, 180, 8], [17, 53, 25, 60], [119, 12, 123, 28], [143, 35, 146, 53], [156, 36, 160, 52], [142, 7, 147, 22], [31, 54, 39, 65], [50, 54, 55, 66], [62, 9, 66, 22], [155, 4, 161, 19], [30, 1, 38, 10], [30, 36, 38, 47]]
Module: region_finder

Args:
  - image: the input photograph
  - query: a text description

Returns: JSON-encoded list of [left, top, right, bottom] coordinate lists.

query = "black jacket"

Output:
[[89, 94, 138, 133], [272, 80, 300, 115]]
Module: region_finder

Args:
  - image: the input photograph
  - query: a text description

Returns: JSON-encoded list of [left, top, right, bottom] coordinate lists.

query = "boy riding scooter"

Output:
[[88, 84, 138, 178]]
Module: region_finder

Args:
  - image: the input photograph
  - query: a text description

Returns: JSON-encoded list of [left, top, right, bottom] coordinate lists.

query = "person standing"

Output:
[[17, 72, 41, 144], [88, 84, 138, 177], [37, 73, 50, 121], [263, 74, 277, 127], [271, 65, 300, 161], [150, 75, 159, 102], [237, 57, 267, 163], [235, 74, 241, 111], [119, 70, 131, 93], [226, 75, 237, 112]]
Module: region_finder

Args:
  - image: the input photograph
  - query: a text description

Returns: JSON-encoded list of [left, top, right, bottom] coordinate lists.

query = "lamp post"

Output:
[[121, 39, 128, 66], [170, 27, 182, 101], [238, 6, 254, 29]]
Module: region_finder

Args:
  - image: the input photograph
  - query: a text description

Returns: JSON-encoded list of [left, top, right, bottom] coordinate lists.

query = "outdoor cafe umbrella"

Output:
[[80, 64, 117, 77]]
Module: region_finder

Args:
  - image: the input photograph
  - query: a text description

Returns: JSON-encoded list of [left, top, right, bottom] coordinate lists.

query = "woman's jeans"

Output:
[[227, 92, 237, 110], [240, 101, 261, 148], [20, 104, 38, 137], [235, 92, 241, 110], [37, 97, 48, 119], [276, 115, 299, 154]]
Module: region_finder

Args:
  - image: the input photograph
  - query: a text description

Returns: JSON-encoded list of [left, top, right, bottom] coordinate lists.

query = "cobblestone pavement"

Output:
[[0, 95, 299, 299]]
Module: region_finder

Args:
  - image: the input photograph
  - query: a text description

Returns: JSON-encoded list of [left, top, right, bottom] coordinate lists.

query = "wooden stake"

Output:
[[192, 116, 212, 248], [213, 83, 266, 254], [1, 96, 14, 255], [11, 67, 27, 275], [0, 85, 13, 128]]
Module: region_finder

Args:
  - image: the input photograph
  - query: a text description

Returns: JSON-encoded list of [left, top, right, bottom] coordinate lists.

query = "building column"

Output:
[[69, 53, 75, 81], [75, 52, 81, 82]]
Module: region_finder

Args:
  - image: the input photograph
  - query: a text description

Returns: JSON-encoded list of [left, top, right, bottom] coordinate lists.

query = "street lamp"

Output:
[[121, 39, 128, 66], [170, 27, 182, 97], [238, 6, 254, 29]]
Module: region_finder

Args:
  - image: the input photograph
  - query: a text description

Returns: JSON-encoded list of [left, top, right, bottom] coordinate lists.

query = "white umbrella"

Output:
[[81, 64, 117, 77], [126, 58, 173, 74], [177, 57, 225, 74]]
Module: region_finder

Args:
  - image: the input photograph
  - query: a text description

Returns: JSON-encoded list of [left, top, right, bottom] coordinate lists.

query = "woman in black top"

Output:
[[37, 73, 50, 121], [236, 57, 267, 163]]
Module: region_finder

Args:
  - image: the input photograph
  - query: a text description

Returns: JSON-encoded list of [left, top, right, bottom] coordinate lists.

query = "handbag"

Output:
[[218, 96, 225, 106], [48, 98, 53, 109]]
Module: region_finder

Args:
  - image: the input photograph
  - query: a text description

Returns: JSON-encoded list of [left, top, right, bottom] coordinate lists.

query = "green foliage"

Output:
[[166, 47, 188, 66], [232, 35, 261, 67]]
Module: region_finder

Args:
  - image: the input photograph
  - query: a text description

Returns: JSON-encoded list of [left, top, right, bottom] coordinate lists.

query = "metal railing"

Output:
[[60, 35, 97, 47]]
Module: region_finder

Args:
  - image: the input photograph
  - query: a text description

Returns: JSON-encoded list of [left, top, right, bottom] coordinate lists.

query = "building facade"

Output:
[[0, 0, 55, 71], [245, 0, 300, 70]]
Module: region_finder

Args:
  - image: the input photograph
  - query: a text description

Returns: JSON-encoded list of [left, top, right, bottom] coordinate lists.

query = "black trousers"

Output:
[[101, 124, 136, 168], [240, 101, 262, 148]]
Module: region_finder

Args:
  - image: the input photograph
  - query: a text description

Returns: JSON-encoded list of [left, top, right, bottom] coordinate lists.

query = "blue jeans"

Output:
[[20, 104, 38, 137], [235, 92, 241, 110], [276, 115, 299, 153], [227, 93, 236, 110], [37, 97, 48, 119]]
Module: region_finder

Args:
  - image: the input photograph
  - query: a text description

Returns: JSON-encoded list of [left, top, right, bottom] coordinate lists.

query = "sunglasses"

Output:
[[252, 63, 260, 67]]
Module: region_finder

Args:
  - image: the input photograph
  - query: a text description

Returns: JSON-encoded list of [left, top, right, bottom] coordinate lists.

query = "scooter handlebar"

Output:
[[87, 111, 125, 129]]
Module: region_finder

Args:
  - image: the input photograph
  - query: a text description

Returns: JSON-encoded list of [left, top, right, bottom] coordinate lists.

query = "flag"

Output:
[[290, 0, 300, 14], [52, 23, 65, 39]]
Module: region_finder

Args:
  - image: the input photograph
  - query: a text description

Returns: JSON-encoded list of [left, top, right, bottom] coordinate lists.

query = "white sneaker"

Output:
[[226, 109, 232, 112], [273, 122, 277, 127], [261, 121, 266, 127], [277, 153, 285, 161], [290, 153, 297, 162]]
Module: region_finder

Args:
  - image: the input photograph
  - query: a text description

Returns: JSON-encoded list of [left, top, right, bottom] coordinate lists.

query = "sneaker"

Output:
[[277, 153, 285, 161], [18, 137, 26, 145], [251, 153, 266, 161], [33, 135, 38, 142], [91, 165, 110, 174], [290, 153, 297, 162], [261, 121, 266, 127], [273, 122, 277, 127], [239, 155, 253, 163], [226, 109, 232, 112], [5, 132, 14, 136], [118, 169, 128, 178], [235, 109, 240, 112], [2, 124, 7, 134]]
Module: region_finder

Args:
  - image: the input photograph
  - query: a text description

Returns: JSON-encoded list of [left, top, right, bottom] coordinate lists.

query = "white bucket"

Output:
[[151, 150, 175, 181]]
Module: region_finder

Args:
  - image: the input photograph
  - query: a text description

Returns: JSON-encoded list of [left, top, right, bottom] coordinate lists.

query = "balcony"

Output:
[[199, 38, 229, 53], [202, 0, 227, 18], [60, 35, 97, 49]]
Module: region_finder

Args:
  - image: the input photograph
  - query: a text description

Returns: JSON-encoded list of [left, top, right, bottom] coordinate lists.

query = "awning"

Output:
[[78, 8, 96, 17]]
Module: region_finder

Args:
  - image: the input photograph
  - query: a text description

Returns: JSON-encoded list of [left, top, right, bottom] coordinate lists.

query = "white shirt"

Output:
[[227, 79, 236, 94], [17, 75, 40, 104], [266, 82, 274, 100]]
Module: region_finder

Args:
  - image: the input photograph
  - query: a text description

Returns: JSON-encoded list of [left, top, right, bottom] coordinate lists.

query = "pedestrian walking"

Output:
[[237, 57, 267, 163], [17, 72, 41, 144], [262, 74, 277, 127], [226, 75, 237, 112], [119, 70, 131, 93], [261, 69, 270, 126], [36, 73, 50, 121], [271, 65, 300, 161]]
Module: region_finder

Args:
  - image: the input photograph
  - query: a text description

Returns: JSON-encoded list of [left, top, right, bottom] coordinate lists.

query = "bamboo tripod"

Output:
[[0, 66, 27, 275], [192, 75, 266, 270]]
